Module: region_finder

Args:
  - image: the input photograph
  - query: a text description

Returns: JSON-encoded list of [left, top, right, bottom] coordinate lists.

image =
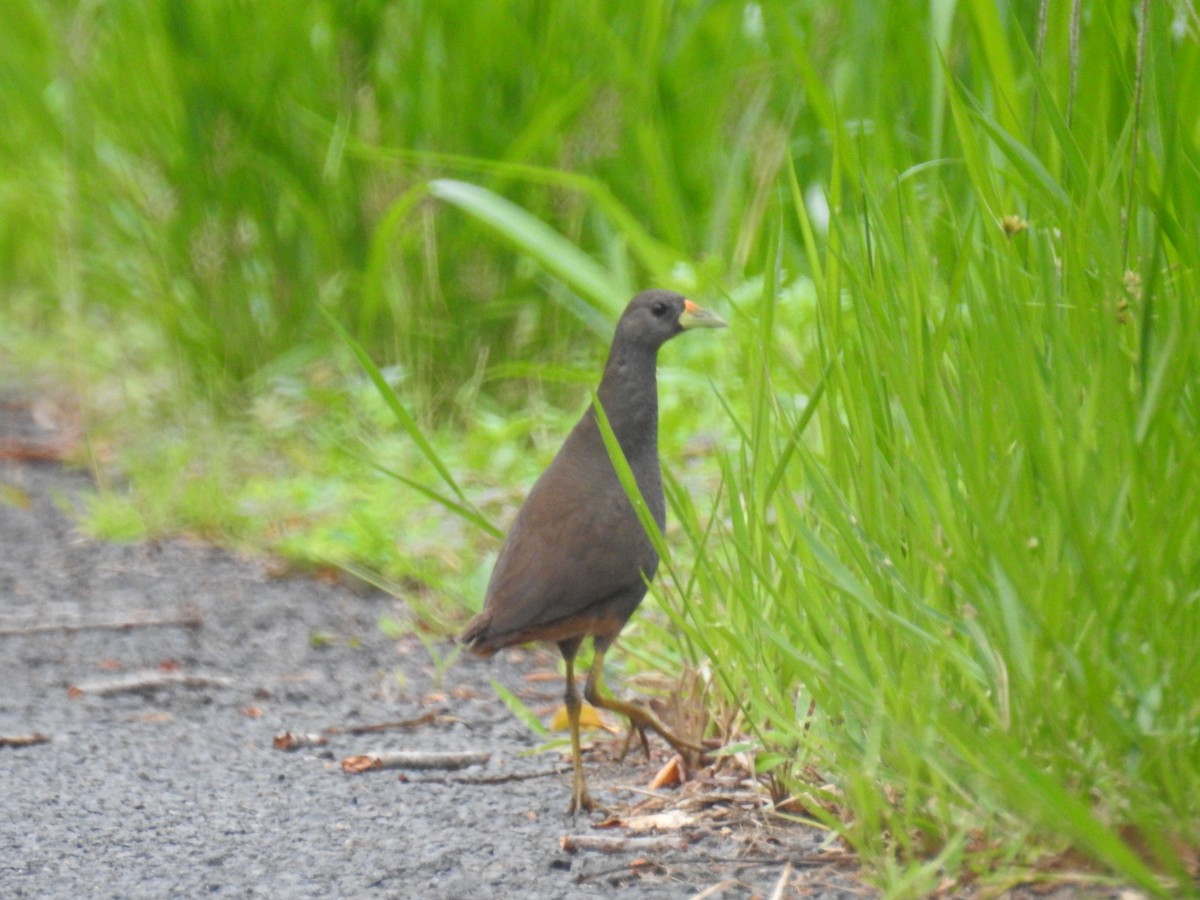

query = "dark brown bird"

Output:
[[460, 289, 726, 812]]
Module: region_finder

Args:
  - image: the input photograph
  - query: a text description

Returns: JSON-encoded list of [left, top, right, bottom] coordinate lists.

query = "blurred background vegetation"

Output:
[[2, 1, 1198, 894]]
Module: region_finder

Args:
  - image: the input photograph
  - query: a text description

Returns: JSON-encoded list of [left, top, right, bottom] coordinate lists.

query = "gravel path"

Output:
[[0, 394, 859, 899]]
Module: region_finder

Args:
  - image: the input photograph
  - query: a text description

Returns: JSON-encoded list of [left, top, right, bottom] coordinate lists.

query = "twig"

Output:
[[0, 733, 51, 749], [324, 712, 442, 735], [688, 880, 740, 900], [574, 860, 666, 884], [276, 713, 459, 751], [341, 749, 491, 774], [69, 670, 232, 697], [560, 833, 689, 854], [0, 614, 203, 638], [403, 765, 572, 786], [577, 853, 826, 886], [0, 437, 75, 462], [767, 861, 793, 900]]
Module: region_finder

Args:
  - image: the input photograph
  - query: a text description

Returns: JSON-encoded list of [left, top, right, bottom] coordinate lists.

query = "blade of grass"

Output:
[[428, 179, 625, 327], [320, 307, 475, 509]]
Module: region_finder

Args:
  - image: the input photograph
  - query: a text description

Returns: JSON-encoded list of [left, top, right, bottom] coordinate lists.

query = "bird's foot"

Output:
[[566, 760, 603, 815], [616, 722, 652, 763], [592, 693, 706, 766], [567, 784, 601, 816], [656, 730, 705, 768]]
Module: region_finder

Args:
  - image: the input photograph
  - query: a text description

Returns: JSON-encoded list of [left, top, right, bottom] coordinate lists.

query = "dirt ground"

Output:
[[0, 392, 866, 899], [2, 390, 1146, 899]]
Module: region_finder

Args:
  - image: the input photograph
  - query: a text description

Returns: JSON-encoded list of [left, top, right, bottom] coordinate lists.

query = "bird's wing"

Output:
[[479, 446, 659, 643]]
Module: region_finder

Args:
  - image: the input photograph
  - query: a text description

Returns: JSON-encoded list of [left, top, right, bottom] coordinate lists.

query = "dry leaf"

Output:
[[549, 702, 615, 732], [342, 755, 379, 774], [648, 754, 684, 790], [274, 731, 327, 751]]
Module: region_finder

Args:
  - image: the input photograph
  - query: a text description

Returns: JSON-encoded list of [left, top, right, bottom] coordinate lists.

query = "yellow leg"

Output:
[[562, 652, 597, 814], [583, 646, 705, 764]]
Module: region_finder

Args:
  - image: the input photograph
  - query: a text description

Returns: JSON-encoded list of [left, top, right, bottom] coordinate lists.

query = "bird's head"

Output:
[[614, 290, 727, 351]]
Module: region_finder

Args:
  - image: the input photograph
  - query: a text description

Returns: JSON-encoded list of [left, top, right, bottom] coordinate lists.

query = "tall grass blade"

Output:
[[428, 179, 624, 329]]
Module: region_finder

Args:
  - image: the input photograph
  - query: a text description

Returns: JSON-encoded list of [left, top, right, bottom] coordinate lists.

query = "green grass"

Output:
[[3, 1, 1198, 895]]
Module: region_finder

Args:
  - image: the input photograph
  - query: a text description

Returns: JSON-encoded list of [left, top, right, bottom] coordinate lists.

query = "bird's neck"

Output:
[[595, 341, 659, 459]]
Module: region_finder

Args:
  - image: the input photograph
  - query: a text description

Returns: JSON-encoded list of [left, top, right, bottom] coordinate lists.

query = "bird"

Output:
[[460, 288, 726, 813]]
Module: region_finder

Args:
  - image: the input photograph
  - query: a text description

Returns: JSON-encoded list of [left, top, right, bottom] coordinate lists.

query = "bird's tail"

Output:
[[457, 610, 495, 656]]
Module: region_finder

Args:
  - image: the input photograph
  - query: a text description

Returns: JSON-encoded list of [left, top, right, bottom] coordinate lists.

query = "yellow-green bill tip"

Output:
[[680, 299, 728, 330]]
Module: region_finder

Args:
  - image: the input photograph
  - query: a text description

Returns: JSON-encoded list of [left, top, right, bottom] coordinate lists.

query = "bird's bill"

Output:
[[679, 299, 728, 330]]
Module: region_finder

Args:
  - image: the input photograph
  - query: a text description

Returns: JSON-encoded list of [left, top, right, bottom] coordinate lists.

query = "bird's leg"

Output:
[[559, 641, 597, 814], [583, 644, 705, 765]]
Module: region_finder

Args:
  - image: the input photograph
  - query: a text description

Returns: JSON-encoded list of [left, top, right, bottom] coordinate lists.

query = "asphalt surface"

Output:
[[0, 395, 859, 899]]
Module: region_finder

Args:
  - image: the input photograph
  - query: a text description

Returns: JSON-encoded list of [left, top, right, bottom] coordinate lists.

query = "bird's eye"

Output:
[[651, 301, 668, 317]]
